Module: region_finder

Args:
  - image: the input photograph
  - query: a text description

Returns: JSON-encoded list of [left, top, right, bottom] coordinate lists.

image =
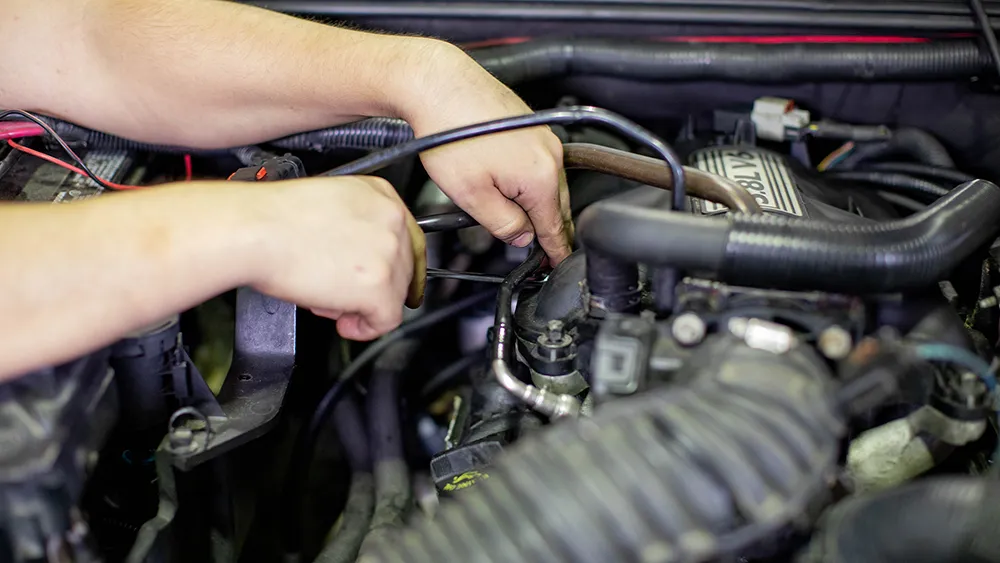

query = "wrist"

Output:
[[201, 185, 282, 290], [382, 39, 496, 132], [309, 33, 462, 123]]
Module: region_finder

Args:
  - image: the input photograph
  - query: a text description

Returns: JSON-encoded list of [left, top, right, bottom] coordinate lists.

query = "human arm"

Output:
[[0, 0, 571, 261], [0, 177, 424, 382]]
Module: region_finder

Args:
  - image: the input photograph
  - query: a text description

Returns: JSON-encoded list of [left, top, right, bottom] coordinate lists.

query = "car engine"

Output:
[[4, 2, 1000, 562]]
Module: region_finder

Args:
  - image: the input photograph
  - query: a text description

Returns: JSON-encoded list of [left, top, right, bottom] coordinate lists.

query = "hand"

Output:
[[249, 176, 426, 341], [402, 43, 573, 264]]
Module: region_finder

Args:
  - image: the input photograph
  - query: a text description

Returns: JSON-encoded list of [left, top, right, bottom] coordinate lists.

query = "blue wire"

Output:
[[913, 343, 999, 464]]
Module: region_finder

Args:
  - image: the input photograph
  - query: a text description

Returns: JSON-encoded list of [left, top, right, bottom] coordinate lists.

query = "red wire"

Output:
[[461, 37, 532, 49], [656, 35, 934, 43], [7, 139, 142, 190], [460, 34, 976, 48], [0, 123, 45, 140], [183, 154, 193, 182]]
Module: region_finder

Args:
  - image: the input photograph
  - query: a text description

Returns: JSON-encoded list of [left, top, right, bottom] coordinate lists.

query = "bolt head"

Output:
[[818, 326, 853, 360], [672, 313, 707, 346], [545, 320, 565, 341]]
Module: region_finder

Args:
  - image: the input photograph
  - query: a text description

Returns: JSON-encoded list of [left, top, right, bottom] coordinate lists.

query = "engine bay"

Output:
[[5, 7, 1000, 562]]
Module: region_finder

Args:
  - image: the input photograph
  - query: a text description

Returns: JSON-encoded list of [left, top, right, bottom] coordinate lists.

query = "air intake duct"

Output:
[[361, 336, 844, 563]]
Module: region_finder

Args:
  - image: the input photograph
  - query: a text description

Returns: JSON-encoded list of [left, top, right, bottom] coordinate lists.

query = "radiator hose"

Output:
[[363, 336, 844, 563], [472, 39, 991, 85], [577, 179, 1000, 295], [800, 477, 1000, 563]]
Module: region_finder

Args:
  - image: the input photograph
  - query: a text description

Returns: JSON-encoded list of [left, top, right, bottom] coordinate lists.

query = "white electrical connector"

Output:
[[751, 97, 810, 142]]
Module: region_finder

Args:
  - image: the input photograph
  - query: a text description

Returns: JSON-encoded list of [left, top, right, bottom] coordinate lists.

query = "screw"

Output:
[[544, 320, 564, 343], [818, 326, 853, 360], [672, 313, 706, 346]]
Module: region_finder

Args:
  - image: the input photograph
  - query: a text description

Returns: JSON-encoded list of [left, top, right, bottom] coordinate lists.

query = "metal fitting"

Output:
[[543, 320, 565, 344], [728, 317, 797, 355], [818, 325, 853, 360], [492, 359, 581, 419], [671, 313, 707, 347]]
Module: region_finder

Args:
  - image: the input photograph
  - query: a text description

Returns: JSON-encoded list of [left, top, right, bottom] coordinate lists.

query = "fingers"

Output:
[[505, 151, 571, 265], [336, 314, 385, 342], [558, 169, 575, 246], [421, 127, 572, 265], [360, 177, 427, 309], [402, 210, 426, 309], [439, 168, 536, 248]]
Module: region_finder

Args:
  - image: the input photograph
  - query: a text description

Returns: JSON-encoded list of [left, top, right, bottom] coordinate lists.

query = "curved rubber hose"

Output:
[[323, 107, 688, 214], [313, 397, 373, 563], [876, 190, 928, 212], [577, 179, 1000, 294], [825, 170, 950, 201], [802, 477, 1000, 563], [472, 39, 991, 85], [863, 162, 975, 185], [363, 337, 843, 563], [836, 128, 954, 169]]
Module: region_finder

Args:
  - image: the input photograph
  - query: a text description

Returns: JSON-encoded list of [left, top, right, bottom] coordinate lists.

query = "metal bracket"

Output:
[[161, 287, 296, 471]]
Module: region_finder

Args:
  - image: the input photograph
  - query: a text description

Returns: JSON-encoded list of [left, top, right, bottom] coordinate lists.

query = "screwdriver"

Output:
[[417, 213, 544, 285], [417, 211, 476, 233], [426, 268, 506, 284], [426, 268, 546, 286]]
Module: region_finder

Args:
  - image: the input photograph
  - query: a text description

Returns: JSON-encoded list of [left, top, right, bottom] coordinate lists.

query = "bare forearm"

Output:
[[0, 185, 267, 380], [1, 0, 457, 147]]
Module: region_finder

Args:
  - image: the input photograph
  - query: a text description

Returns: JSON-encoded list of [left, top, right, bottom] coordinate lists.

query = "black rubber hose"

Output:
[[875, 190, 928, 213], [359, 340, 420, 554], [586, 252, 641, 314], [38, 116, 413, 154], [801, 477, 1000, 563], [863, 162, 976, 185], [577, 179, 1000, 295], [419, 352, 483, 400], [270, 118, 414, 151], [825, 170, 951, 201], [233, 146, 276, 167], [322, 106, 686, 213], [284, 291, 496, 556], [363, 336, 844, 563], [835, 128, 955, 169], [314, 396, 374, 563], [472, 39, 992, 85]]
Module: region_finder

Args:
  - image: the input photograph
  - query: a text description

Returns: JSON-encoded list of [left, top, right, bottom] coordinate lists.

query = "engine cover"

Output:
[[691, 145, 807, 217]]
